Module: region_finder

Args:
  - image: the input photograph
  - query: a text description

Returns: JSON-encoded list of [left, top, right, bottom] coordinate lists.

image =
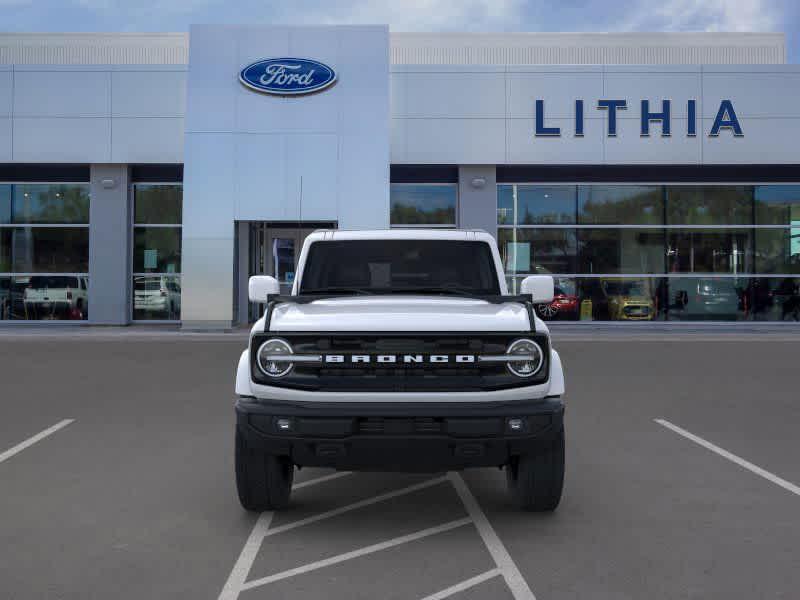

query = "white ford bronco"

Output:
[[235, 229, 565, 511]]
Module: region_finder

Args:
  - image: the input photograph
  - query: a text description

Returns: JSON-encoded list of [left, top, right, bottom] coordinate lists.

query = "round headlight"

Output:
[[506, 339, 544, 378], [256, 338, 294, 378]]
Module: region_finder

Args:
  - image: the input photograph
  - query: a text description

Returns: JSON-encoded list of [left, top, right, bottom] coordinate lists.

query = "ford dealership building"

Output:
[[0, 27, 798, 327]]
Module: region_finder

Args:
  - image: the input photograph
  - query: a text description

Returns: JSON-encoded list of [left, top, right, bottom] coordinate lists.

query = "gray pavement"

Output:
[[0, 332, 798, 599]]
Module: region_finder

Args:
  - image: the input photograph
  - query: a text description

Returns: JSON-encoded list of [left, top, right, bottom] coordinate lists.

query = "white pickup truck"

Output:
[[235, 230, 566, 511]]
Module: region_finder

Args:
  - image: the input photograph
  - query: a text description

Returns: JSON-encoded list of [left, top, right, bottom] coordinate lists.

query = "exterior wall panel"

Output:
[[404, 118, 504, 164], [13, 69, 110, 117], [0, 68, 12, 117], [111, 70, 186, 117], [506, 117, 605, 164], [13, 117, 111, 162], [391, 64, 800, 165], [606, 118, 702, 164], [111, 117, 184, 163], [0, 118, 11, 161], [181, 25, 389, 326]]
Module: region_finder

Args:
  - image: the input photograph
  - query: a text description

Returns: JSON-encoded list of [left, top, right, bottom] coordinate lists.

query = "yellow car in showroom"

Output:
[[599, 278, 655, 321]]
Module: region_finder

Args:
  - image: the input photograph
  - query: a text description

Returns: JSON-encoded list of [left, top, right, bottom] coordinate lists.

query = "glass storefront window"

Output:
[[755, 228, 800, 274], [666, 229, 753, 274], [0, 185, 10, 223], [498, 228, 577, 276], [0, 182, 89, 321], [133, 185, 182, 225], [746, 277, 800, 321], [754, 185, 800, 225], [667, 277, 747, 321], [666, 186, 752, 225], [2, 184, 90, 225], [133, 275, 181, 320], [497, 183, 800, 321], [578, 185, 663, 225], [498, 185, 575, 225], [390, 184, 457, 226], [578, 229, 665, 274], [1, 228, 89, 273], [132, 184, 182, 320], [133, 227, 181, 273]]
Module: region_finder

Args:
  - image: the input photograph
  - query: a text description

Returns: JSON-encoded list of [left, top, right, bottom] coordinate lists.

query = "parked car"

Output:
[[671, 278, 741, 320], [23, 275, 88, 320], [535, 280, 578, 320], [236, 229, 566, 511], [598, 278, 655, 321], [134, 276, 181, 319]]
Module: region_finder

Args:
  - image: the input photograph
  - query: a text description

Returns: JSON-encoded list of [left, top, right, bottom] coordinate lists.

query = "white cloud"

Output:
[[622, 0, 780, 32], [281, 0, 524, 31]]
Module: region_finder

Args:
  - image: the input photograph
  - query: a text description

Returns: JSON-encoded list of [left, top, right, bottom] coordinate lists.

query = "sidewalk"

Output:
[[0, 322, 798, 342]]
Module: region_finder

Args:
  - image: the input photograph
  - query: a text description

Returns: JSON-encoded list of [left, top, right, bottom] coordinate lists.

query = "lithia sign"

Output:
[[535, 99, 743, 138]]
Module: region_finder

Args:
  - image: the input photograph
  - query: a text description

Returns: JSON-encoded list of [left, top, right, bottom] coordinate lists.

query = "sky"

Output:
[[0, 0, 797, 62]]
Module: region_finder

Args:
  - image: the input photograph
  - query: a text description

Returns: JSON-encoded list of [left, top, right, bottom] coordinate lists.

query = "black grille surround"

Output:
[[250, 332, 550, 392]]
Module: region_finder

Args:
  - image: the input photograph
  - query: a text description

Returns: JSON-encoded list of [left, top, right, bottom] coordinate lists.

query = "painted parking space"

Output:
[[0, 335, 799, 599], [220, 471, 534, 599]]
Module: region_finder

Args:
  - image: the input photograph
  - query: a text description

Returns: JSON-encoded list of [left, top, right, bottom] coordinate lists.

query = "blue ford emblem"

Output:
[[239, 58, 337, 96]]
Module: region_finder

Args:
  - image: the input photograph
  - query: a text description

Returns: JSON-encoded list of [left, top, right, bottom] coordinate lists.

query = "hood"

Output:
[[254, 296, 540, 333]]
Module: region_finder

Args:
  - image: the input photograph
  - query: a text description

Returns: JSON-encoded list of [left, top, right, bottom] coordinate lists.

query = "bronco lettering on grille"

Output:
[[323, 354, 476, 364]]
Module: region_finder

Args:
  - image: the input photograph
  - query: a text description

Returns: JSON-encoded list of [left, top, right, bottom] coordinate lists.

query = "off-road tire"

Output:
[[506, 427, 565, 511], [235, 428, 294, 511]]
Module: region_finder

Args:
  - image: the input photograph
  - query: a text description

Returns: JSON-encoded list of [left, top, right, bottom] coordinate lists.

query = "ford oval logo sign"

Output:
[[239, 58, 337, 96]]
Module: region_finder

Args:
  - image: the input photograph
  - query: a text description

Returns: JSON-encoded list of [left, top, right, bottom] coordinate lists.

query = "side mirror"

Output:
[[248, 275, 280, 303], [520, 275, 554, 304]]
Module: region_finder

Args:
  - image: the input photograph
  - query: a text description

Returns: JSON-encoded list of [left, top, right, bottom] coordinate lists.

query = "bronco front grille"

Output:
[[250, 332, 550, 392]]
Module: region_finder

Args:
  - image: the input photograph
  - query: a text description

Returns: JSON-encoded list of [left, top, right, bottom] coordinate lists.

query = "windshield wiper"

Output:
[[392, 286, 488, 299], [299, 286, 373, 296]]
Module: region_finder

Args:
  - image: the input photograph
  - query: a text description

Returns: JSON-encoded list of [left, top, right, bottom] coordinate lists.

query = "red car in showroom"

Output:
[[536, 280, 578, 320]]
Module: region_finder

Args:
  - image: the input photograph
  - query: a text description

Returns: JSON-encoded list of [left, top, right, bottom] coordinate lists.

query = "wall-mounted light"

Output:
[[470, 177, 487, 189], [101, 178, 116, 189]]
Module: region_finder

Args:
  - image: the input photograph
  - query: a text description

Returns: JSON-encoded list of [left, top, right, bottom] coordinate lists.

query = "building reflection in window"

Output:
[[0, 183, 90, 321]]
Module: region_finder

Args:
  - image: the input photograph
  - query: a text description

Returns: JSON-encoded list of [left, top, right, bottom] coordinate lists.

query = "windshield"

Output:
[[299, 240, 501, 296]]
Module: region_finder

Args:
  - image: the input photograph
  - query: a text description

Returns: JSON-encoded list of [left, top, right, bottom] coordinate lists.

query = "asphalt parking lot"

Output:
[[1, 329, 799, 599]]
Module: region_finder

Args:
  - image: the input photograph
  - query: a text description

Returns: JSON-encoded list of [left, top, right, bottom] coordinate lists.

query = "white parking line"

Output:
[[293, 471, 352, 490], [655, 418, 800, 497], [264, 476, 449, 537], [419, 568, 501, 600], [218, 475, 448, 600], [219, 473, 350, 600], [448, 472, 537, 600], [0, 419, 75, 465], [241, 518, 472, 591], [218, 511, 274, 600], [219, 473, 535, 599]]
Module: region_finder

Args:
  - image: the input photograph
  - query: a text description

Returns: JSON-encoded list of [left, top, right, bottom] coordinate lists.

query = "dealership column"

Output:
[[458, 166, 498, 235], [88, 164, 131, 325]]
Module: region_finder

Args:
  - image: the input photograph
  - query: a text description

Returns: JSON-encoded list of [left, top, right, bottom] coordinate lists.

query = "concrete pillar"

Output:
[[458, 166, 497, 237], [88, 164, 131, 325], [236, 221, 249, 326]]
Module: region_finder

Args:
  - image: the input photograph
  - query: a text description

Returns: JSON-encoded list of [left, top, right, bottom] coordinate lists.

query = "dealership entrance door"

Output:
[[247, 222, 336, 322]]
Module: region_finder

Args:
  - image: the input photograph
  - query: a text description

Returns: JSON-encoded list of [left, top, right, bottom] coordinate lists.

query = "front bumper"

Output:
[[235, 396, 564, 472]]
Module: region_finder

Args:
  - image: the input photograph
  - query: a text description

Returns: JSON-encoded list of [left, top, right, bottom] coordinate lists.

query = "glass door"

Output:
[[248, 223, 334, 322], [264, 228, 302, 295]]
